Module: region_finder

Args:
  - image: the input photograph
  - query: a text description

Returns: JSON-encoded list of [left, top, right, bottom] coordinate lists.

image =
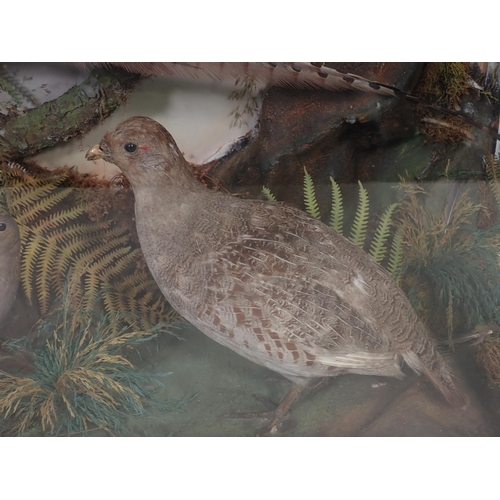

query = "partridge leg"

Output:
[[257, 385, 303, 435], [222, 384, 303, 435]]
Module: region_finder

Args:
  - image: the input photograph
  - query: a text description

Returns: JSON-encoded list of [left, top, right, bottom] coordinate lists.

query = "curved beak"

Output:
[[86, 144, 106, 161]]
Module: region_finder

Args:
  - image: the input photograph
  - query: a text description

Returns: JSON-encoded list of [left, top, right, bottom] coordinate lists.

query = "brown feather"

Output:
[[86, 116, 469, 410], [77, 62, 500, 142]]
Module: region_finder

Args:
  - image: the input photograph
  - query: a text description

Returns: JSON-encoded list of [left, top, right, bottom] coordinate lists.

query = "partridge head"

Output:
[[86, 117, 195, 190]]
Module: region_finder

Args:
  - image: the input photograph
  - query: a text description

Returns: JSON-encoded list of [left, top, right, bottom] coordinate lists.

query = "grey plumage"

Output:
[[86, 116, 467, 417]]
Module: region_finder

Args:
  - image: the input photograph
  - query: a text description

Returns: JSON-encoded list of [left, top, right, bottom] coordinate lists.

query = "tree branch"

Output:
[[0, 69, 141, 158]]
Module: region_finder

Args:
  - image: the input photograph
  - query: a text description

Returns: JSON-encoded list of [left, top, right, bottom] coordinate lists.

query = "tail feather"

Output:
[[78, 62, 500, 142], [402, 344, 468, 408]]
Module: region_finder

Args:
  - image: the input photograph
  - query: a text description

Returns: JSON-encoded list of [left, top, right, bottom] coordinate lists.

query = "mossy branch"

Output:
[[1, 69, 140, 158]]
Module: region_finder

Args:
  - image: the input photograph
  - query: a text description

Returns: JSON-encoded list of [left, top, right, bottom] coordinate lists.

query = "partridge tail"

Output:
[[402, 337, 468, 408]]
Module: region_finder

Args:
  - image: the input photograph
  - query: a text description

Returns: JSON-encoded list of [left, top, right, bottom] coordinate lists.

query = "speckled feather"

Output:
[[86, 116, 466, 407], [81, 62, 500, 142]]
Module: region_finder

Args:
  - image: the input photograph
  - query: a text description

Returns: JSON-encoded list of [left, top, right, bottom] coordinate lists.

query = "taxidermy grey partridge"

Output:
[[86, 116, 466, 432], [0, 214, 20, 327]]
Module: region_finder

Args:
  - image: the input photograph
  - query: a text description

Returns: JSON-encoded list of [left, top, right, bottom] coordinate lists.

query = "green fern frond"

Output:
[[261, 172, 396, 274], [82, 272, 101, 311], [349, 180, 369, 248], [387, 229, 404, 279], [0, 188, 8, 214], [262, 186, 277, 202], [369, 203, 398, 263], [328, 176, 344, 234], [303, 167, 321, 219]]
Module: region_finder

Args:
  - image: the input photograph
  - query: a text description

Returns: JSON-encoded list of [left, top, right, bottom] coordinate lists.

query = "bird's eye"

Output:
[[0, 223, 6, 231], [124, 143, 137, 153]]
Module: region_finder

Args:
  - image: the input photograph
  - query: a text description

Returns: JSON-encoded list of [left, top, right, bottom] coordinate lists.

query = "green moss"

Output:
[[2, 69, 139, 157], [419, 62, 470, 108]]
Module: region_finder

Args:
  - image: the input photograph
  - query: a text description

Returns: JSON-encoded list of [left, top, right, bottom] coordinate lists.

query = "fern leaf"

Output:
[[82, 272, 101, 311], [102, 288, 121, 318], [20, 231, 45, 305], [262, 186, 277, 202], [114, 272, 150, 293], [83, 247, 140, 309], [3, 163, 176, 332], [369, 203, 398, 263], [349, 180, 369, 248], [387, 229, 404, 279], [35, 236, 61, 315], [11, 182, 72, 222], [303, 167, 321, 219], [69, 229, 130, 269], [52, 234, 107, 291], [31, 205, 84, 231], [95, 247, 140, 282], [328, 176, 344, 234]]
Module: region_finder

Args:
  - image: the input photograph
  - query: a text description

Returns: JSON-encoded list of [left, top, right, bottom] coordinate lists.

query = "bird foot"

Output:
[[221, 385, 303, 436]]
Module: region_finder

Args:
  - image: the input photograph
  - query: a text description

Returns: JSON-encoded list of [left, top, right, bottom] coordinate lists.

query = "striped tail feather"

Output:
[[78, 62, 500, 142], [402, 340, 468, 408]]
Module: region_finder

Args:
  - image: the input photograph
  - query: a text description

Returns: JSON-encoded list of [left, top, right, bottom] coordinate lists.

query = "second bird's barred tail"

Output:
[[81, 62, 500, 142], [402, 335, 468, 408]]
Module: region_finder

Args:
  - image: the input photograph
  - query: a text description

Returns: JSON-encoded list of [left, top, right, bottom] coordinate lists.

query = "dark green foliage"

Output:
[[0, 276, 193, 436], [402, 232, 500, 336], [395, 180, 500, 340]]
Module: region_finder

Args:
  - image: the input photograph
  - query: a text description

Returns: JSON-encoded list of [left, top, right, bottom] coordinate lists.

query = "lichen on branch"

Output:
[[0, 69, 141, 158]]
